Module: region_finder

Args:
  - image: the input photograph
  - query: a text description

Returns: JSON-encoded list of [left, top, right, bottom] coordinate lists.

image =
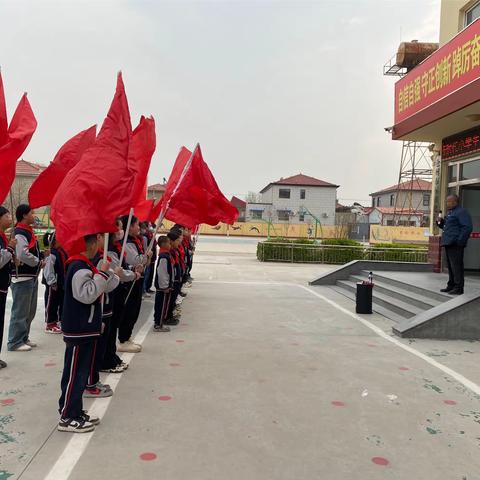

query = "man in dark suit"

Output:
[[437, 194, 473, 295]]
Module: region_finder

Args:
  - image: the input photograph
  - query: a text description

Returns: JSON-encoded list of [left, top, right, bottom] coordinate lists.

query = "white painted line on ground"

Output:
[[43, 313, 153, 480], [198, 280, 480, 396]]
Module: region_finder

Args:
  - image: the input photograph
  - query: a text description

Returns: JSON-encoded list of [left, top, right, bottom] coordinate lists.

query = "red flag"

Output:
[[28, 125, 96, 209], [0, 93, 37, 205], [129, 115, 156, 209], [0, 71, 8, 147], [51, 72, 136, 253], [148, 146, 191, 222], [165, 145, 239, 228], [134, 199, 154, 221]]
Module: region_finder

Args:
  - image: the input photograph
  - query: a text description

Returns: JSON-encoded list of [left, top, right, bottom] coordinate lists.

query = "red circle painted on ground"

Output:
[[331, 401, 345, 407], [140, 452, 157, 461], [158, 395, 172, 401], [444, 400, 457, 405], [0, 398, 15, 405], [176, 340, 185, 343], [372, 457, 389, 466], [169, 363, 181, 367], [44, 362, 56, 367], [399, 367, 410, 371]]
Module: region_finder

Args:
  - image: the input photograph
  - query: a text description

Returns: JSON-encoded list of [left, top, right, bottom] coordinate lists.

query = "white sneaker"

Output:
[[13, 344, 32, 352], [117, 341, 141, 353], [25, 340, 37, 347]]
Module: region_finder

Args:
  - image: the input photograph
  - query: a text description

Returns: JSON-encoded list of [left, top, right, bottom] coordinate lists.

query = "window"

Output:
[[279, 188, 290, 199], [277, 210, 290, 221], [299, 213, 305, 222], [389, 194, 395, 206], [448, 164, 457, 183], [250, 210, 262, 220], [460, 159, 480, 181], [465, 1, 480, 26], [386, 220, 394, 226], [423, 194, 430, 206], [376, 197, 381, 207], [300, 189, 306, 199]]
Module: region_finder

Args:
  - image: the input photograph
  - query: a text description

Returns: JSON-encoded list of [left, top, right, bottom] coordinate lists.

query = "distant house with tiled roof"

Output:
[[367, 207, 425, 227], [251, 173, 338, 225], [5, 159, 49, 225], [369, 178, 432, 225], [147, 183, 166, 200], [230, 196, 246, 222]]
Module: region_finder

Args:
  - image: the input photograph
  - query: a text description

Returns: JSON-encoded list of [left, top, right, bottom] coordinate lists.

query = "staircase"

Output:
[[331, 270, 450, 323]]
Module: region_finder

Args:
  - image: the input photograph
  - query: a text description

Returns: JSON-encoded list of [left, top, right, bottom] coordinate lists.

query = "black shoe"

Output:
[[147, 289, 154, 294], [0, 359, 7, 369], [164, 317, 179, 326], [153, 324, 171, 332], [448, 289, 464, 295], [81, 410, 100, 425], [440, 287, 453, 293], [179, 292, 187, 298], [58, 417, 95, 433]]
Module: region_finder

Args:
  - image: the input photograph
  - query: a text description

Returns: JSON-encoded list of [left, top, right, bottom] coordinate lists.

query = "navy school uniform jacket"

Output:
[[93, 251, 120, 320], [62, 255, 118, 344], [155, 250, 173, 291], [43, 246, 68, 289], [13, 224, 41, 279], [0, 233, 13, 294]]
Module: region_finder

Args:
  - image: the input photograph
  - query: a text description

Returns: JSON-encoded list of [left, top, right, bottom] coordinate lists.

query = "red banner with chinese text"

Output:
[[395, 18, 480, 125]]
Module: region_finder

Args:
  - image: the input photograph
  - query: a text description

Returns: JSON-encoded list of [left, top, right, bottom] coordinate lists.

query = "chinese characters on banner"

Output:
[[395, 19, 480, 124], [442, 126, 480, 160]]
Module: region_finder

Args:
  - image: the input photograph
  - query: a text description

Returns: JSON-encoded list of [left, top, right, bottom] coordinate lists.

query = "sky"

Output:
[[0, 0, 440, 205]]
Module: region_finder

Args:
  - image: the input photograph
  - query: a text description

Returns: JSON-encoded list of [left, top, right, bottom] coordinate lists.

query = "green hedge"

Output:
[[257, 241, 428, 264]]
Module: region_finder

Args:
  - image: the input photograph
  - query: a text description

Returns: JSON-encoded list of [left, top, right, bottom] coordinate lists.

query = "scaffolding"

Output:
[[383, 51, 433, 226], [392, 141, 433, 225]]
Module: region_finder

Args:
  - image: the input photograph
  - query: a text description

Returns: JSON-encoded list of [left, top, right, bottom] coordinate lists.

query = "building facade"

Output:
[[391, 1, 480, 270], [370, 179, 431, 226], [252, 174, 338, 225]]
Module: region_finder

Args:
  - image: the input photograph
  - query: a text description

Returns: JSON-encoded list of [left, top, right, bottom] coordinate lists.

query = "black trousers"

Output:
[[154, 290, 171, 326], [118, 279, 143, 343], [445, 245, 465, 291], [44, 285, 64, 325], [167, 282, 181, 319], [0, 291, 6, 355], [58, 340, 94, 419], [103, 286, 128, 369], [145, 262, 155, 291], [87, 321, 110, 388]]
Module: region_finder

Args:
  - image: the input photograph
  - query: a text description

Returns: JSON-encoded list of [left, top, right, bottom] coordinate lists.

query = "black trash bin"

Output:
[[356, 282, 373, 314]]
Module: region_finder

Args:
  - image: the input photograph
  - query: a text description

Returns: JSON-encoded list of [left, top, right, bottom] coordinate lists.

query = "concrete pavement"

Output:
[[1, 239, 480, 479]]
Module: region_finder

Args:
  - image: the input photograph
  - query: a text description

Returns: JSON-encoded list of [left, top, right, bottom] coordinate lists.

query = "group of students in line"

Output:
[[0, 204, 195, 433]]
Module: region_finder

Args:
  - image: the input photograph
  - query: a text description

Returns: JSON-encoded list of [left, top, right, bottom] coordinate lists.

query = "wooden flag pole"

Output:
[[9, 191, 18, 278], [120, 208, 134, 263]]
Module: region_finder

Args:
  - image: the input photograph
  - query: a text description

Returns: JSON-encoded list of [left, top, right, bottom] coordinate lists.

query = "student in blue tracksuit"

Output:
[[58, 233, 117, 434], [43, 233, 68, 334], [153, 235, 172, 332], [437, 194, 473, 295]]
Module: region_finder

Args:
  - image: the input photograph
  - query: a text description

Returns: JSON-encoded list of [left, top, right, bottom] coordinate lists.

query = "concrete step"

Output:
[[336, 279, 423, 319], [349, 274, 441, 310], [330, 285, 406, 323], [360, 271, 450, 303]]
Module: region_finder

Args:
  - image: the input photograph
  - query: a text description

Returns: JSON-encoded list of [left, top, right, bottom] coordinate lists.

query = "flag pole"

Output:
[[120, 208, 134, 262], [145, 143, 198, 255], [103, 233, 109, 264]]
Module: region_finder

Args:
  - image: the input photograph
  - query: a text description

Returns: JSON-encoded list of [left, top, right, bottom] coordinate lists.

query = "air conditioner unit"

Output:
[[322, 213, 329, 218]]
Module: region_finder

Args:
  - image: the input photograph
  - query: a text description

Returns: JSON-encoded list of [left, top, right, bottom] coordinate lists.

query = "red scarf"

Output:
[[66, 254, 99, 275], [16, 223, 37, 249], [130, 236, 145, 254], [0, 231, 8, 249]]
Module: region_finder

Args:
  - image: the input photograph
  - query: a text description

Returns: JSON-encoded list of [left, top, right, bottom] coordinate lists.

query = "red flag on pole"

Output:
[[148, 146, 192, 223], [51, 72, 137, 253], [165, 144, 239, 228], [0, 90, 37, 205], [0, 71, 8, 147], [28, 125, 96, 209]]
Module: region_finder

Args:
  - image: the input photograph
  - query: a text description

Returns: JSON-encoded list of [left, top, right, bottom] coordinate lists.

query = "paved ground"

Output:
[[1, 237, 480, 479]]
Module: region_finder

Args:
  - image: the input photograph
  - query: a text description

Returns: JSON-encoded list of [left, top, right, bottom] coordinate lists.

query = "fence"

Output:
[[257, 242, 429, 264]]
